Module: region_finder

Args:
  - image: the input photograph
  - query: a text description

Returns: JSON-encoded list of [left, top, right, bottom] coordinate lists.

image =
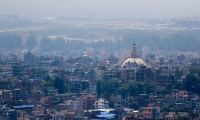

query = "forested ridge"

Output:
[[0, 30, 200, 52]]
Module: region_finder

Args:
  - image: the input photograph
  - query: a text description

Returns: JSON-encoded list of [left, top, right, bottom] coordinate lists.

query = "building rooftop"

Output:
[[12, 105, 41, 109]]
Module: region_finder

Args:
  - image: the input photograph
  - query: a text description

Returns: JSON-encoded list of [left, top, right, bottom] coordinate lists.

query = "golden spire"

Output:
[[131, 42, 138, 58]]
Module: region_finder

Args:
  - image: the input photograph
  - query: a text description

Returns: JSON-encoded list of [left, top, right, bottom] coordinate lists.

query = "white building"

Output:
[[51, 112, 66, 120], [94, 98, 109, 109]]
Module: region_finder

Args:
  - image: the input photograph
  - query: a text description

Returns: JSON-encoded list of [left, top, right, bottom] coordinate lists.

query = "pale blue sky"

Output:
[[0, 0, 200, 19]]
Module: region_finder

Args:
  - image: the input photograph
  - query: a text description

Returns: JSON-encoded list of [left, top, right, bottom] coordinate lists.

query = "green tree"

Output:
[[173, 82, 183, 90], [43, 75, 54, 87], [166, 84, 173, 90], [35, 67, 43, 77], [54, 77, 66, 94], [40, 37, 53, 51], [0, 32, 22, 49], [128, 102, 139, 110], [161, 103, 170, 112], [185, 75, 200, 94], [53, 37, 66, 50], [51, 60, 60, 66], [59, 97, 64, 103], [97, 81, 102, 98], [25, 35, 37, 49], [97, 79, 121, 99]]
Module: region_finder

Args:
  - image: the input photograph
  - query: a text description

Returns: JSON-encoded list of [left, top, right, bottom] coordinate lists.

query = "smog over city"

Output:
[[0, 1, 200, 119]]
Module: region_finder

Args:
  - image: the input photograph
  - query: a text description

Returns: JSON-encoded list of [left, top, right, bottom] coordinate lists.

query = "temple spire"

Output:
[[131, 42, 138, 58]]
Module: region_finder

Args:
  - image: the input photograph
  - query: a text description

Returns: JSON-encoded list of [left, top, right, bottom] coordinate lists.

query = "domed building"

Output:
[[122, 43, 147, 67]]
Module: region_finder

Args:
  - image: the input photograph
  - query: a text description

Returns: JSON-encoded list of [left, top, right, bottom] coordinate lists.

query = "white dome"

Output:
[[122, 58, 147, 67]]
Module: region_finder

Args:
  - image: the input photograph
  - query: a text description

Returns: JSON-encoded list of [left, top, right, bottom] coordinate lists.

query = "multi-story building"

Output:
[[11, 63, 29, 77], [12, 89, 22, 101], [120, 68, 135, 81], [135, 94, 149, 107], [121, 66, 152, 81], [94, 98, 109, 109], [155, 66, 175, 85], [142, 106, 160, 119], [15, 79, 43, 95], [0, 64, 13, 78], [0, 90, 12, 104], [52, 69, 65, 79], [79, 95, 96, 110], [113, 95, 124, 109], [81, 80, 89, 91], [135, 66, 152, 81], [47, 89, 58, 96], [0, 79, 11, 89], [172, 90, 188, 102], [89, 80, 96, 95], [65, 100, 80, 111], [102, 68, 120, 80], [181, 67, 190, 76], [68, 79, 81, 93], [50, 112, 66, 120]]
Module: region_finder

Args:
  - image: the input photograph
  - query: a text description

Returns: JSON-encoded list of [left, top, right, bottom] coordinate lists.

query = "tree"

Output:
[[43, 75, 54, 87], [53, 37, 66, 50], [97, 81, 102, 98], [25, 35, 37, 49], [51, 60, 60, 66], [98, 65, 107, 71], [54, 77, 65, 94], [173, 82, 183, 90], [0, 32, 22, 49], [161, 103, 170, 112], [166, 84, 173, 90], [185, 75, 200, 94], [40, 37, 53, 51], [59, 97, 64, 103], [35, 67, 43, 77], [128, 102, 139, 110], [97, 79, 121, 99], [53, 77, 69, 94]]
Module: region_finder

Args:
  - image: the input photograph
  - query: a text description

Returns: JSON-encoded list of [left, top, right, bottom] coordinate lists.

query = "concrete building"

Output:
[[102, 68, 120, 80], [11, 63, 29, 77], [94, 98, 109, 109], [172, 90, 188, 102], [15, 80, 43, 94], [65, 100, 80, 111], [142, 106, 160, 119], [79, 95, 96, 110]]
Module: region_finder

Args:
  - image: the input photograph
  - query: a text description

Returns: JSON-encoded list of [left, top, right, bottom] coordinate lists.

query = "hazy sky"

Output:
[[0, 0, 200, 19]]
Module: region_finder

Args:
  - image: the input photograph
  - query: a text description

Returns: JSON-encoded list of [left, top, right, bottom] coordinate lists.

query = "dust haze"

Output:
[[0, 0, 200, 19]]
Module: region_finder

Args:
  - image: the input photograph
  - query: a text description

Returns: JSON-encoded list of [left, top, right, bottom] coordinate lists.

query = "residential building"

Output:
[[94, 98, 109, 109]]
